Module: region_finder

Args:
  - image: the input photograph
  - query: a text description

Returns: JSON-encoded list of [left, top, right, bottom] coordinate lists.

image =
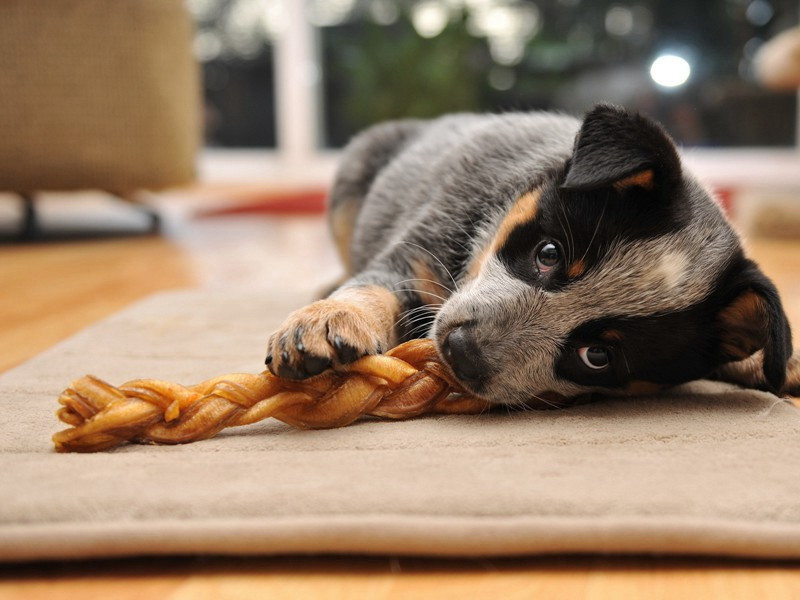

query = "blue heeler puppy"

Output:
[[265, 104, 800, 407]]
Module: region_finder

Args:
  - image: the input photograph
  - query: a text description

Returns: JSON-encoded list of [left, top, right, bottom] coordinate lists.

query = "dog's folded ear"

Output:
[[711, 259, 795, 395], [562, 104, 682, 193]]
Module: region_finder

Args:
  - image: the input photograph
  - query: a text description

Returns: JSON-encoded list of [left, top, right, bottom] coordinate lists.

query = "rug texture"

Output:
[[2, 290, 800, 561]]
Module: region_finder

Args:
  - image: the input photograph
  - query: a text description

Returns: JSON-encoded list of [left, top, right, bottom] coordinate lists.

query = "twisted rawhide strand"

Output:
[[53, 339, 489, 453]]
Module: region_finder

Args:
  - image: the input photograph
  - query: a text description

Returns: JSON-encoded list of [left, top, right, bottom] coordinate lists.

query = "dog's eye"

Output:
[[578, 346, 610, 370], [536, 242, 560, 272]]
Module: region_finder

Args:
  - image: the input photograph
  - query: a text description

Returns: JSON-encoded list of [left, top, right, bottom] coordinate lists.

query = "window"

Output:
[[188, 0, 278, 147], [318, 0, 798, 147]]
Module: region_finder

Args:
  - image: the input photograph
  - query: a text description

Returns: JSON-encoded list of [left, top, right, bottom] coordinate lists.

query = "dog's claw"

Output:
[[302, 354, 331, 376], [333, 335, 359, 364], [277, 362, 304, 380]]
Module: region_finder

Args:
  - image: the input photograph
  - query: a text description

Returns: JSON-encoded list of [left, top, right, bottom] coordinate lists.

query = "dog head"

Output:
[[433, 104, 795, 406]]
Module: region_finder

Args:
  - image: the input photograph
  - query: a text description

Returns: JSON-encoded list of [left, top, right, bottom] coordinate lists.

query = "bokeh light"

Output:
[[650, 54, 691, 88]]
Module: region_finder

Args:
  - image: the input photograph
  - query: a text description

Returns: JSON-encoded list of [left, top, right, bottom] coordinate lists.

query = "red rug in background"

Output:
[[195, 189, 327, 217], [714, 187, 734, 218]]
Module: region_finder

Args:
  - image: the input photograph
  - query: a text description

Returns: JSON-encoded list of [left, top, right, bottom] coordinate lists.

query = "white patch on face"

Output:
[[657, 250, 687, 291]]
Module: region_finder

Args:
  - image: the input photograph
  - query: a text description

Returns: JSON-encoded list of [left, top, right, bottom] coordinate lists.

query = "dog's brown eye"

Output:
[[578, 346, 610, 370], [536, 242, 560, 272]]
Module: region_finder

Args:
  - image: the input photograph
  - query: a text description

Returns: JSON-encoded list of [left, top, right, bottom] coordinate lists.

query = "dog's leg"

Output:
[[327, 119, 425, 274], [266, 256, 451, 380]]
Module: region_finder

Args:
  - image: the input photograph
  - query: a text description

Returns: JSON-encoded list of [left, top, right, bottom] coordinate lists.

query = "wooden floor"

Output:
[[1, 202, 800, 598]]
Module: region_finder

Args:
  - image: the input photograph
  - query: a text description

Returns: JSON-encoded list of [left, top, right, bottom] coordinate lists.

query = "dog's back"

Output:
[[330, 112, 581, 276]]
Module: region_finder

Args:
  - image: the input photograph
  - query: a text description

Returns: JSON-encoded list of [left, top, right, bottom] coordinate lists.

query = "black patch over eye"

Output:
[[536, 242, 560, 271], [578, 346, 610, 370]]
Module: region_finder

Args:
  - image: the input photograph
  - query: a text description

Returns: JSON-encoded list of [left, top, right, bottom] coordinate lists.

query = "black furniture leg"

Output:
[[20, 192, 39, 241]]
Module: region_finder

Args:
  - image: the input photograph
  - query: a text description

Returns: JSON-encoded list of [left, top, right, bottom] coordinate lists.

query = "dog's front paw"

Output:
[[265, 298, 389, 380]]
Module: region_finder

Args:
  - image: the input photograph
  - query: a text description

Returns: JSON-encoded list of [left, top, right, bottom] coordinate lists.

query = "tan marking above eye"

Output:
[[600, 329, 624, 342], [465, 188, 541, 281], [566, 259, 586, 279], [489, 189, 541, 256], [613, 169, 655, 192]]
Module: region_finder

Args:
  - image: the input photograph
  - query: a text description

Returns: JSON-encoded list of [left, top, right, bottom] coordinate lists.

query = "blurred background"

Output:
[[1, 0, 800, 372], [194, 0, 798, 150]]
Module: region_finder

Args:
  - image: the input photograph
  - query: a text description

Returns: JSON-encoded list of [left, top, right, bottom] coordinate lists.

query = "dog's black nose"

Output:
[[443, 325, 486, 384]]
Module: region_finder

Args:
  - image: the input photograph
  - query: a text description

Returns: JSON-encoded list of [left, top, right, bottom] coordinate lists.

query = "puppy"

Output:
[[266, 104, 800, 406]]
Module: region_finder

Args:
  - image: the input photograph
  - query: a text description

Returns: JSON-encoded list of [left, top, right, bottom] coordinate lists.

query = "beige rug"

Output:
[[2, 290, 800, 561]]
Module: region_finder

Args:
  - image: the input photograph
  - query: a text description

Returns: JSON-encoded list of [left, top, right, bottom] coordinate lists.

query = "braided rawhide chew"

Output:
[[53, 339, 490, 453]]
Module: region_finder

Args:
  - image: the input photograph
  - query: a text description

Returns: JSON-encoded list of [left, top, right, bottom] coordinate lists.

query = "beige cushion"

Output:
[[2, 289, 800, 561], [0, 0, 200, 192]]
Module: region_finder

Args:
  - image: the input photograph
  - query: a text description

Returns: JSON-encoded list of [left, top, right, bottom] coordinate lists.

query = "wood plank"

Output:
[[0, 236, 194, 373]]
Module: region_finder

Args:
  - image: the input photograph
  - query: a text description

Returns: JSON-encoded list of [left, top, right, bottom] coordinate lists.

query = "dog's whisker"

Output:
[[395, 309, 438, 329], [401, 310, 439, 338], [518, 392, 562, 410], [393, 287, 449, 303], [553, 205, 567, 255], [395, 302, 443, 316], [393, 304, 442, 330], [392, 295, 444, 316], [619, 347, 632, 376], [579, 195, 608, 266], [394, 278, 455, 295], [557, 201, 576, 264], [407, 321, 436, 338], [394, 241, 459, 292]]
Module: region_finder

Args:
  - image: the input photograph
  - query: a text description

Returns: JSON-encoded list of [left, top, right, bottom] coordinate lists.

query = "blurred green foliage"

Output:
[[322, 13, 490, 145]]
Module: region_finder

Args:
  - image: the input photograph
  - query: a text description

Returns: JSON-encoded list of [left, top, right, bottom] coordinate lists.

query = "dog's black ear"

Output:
[[711, 259, 793, 395], [562, 104, 681, 192]]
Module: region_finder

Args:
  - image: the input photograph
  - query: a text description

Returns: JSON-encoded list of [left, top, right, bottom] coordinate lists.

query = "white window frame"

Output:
[[198, 0, 800, 193]]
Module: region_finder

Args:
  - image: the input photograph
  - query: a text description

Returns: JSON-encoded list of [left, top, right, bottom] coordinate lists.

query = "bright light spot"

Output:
[[488, 37, 525, 65], [650, 54, 691, 88], [186, 0, 220, 20], [306, 0, 356, 27], [746, 0, 774, 26], [605, 6, 633, 37], [193, 30, 222, 62], [468, 3, 541, 39], [369, 0, 399, 25], [743, 36, 764, 59], [411, 1, 450, 38], [467, 2, 541, 66], [259, 0, 287, 38]]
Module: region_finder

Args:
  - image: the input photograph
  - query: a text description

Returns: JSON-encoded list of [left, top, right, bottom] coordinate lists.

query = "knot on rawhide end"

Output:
[[52, 339, 489, 453]]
